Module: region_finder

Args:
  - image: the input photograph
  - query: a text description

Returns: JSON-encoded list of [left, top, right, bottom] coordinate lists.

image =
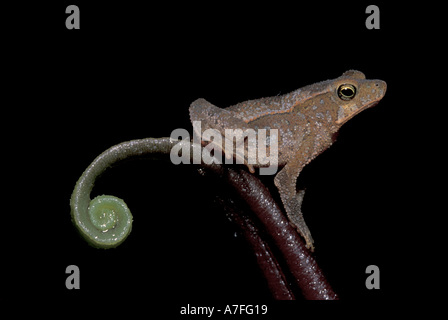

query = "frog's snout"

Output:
[[375, 80, 387, 99]]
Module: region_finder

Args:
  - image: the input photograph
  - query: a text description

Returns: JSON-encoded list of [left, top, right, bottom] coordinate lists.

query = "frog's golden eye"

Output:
[[337, 84, 357, 101]]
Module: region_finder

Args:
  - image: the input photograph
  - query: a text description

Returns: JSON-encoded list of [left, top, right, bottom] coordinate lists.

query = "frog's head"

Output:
[[332, 70, 387, 125]]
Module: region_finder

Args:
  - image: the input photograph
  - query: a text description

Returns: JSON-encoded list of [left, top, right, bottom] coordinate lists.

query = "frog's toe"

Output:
[[246, 163, 255, 173], [305, 241, 315, 252]]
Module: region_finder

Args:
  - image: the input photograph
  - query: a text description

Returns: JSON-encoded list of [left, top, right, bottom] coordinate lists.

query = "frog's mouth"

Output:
[[362, 100, 381, 112], [336, 99, 380, 125]]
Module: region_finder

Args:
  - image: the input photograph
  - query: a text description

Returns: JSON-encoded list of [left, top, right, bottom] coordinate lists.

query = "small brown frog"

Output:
[[190, 70, 387, 250]]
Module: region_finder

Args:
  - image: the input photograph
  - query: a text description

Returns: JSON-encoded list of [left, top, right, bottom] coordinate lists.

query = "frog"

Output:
[[189, 70, 387, 251]]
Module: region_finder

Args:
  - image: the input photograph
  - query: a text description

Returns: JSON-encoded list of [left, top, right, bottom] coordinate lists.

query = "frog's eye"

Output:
[[337, 84, 357, 101]]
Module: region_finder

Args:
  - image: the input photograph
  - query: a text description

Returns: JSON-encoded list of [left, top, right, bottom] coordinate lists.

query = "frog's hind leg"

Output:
[[190, 98, 255, 172]]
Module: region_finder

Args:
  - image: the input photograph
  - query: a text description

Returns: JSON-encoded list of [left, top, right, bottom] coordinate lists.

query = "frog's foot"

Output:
[[286, 189, 315, 251], [299, 228, 315, 251], [288, 213, 315, 251], [223, 135, 256, 173], [235, 147, 255, 173]]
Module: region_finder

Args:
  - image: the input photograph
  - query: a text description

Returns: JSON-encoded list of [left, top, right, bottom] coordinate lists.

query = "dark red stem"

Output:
[[219, 167, 338, 300]]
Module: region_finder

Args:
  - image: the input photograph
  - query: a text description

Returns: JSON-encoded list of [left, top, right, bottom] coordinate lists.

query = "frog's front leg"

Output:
[[190, 98, 255, 172], [274, 157, 314, 251]]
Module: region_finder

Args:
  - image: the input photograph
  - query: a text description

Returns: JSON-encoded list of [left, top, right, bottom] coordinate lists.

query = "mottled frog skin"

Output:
[[190, 70, 387, 250]]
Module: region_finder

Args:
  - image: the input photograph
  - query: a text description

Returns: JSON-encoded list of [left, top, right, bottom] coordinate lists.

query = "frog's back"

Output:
[[226, 79, 335, 123]]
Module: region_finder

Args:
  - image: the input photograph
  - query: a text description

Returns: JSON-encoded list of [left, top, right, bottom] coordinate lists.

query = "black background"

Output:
[[4, 1, 433, 316]]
